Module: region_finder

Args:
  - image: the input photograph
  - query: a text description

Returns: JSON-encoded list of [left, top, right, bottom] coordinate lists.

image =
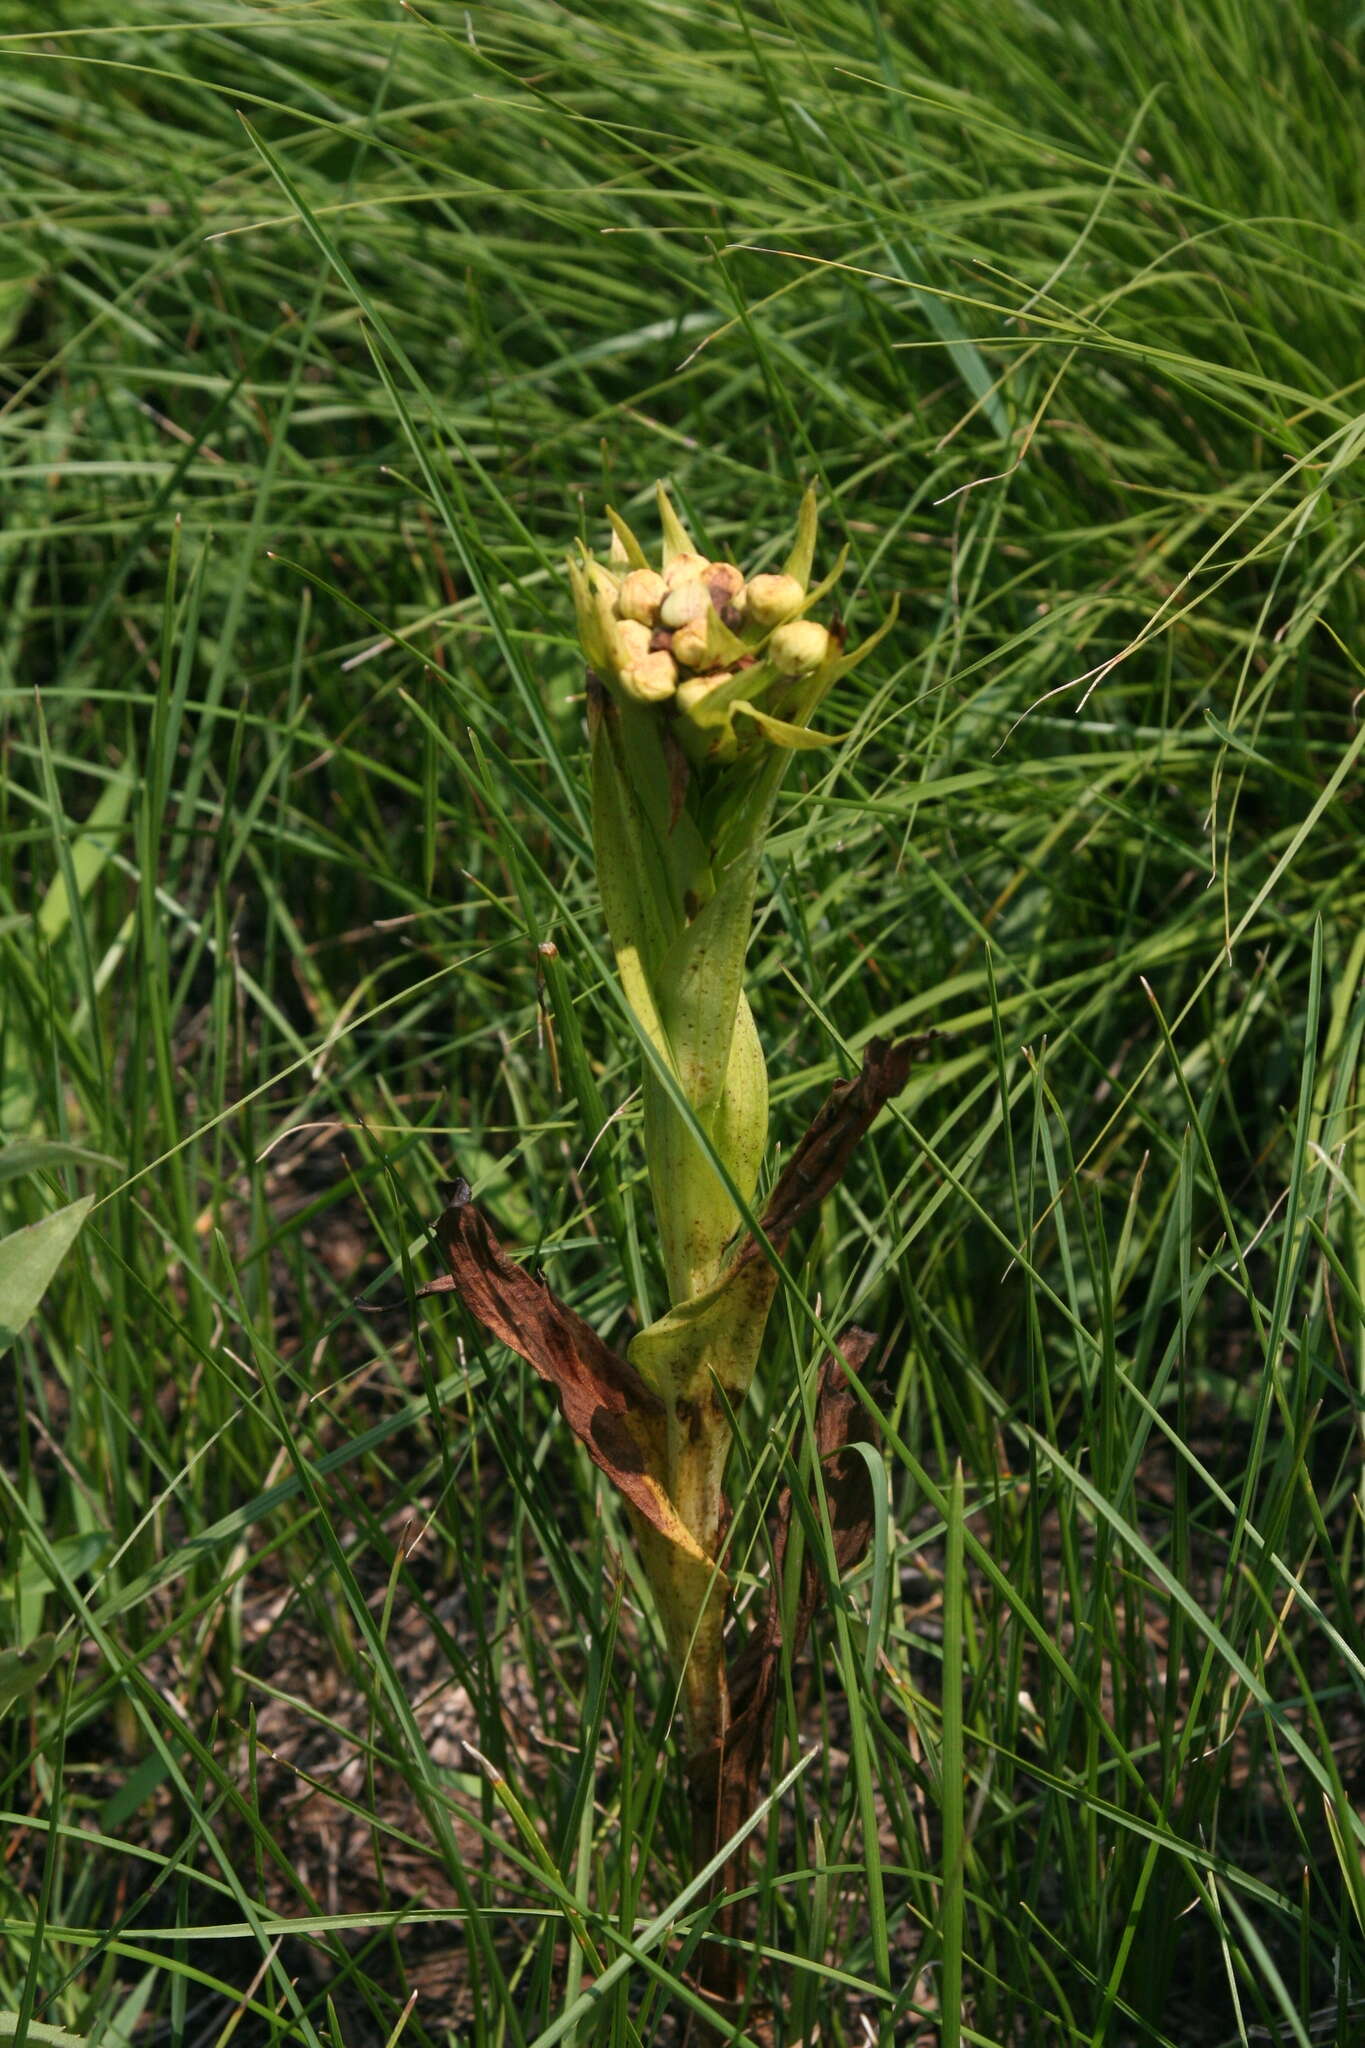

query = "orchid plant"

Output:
[[565, 486, 898, 1750], [433, 483, 908, 2010]]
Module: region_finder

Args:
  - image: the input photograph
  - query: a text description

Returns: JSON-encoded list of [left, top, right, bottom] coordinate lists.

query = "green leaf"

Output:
[[590, 725, 674, 1056], [0, 2020, 89, 2048], [0, 1196, 94, 1359], [0, 1140, 122, 1186], [630, 1242, 776, 1408], [17, 1532, 111, 1602], [0, 1634, 60, 1722], [658, 845, 766, 1115], [589, 694, 708, 1061], [36, 766, 134, 944], [460, 1148, 538, 1241], [643, 832, 776, 1299], [641, 995, 768, 1308]]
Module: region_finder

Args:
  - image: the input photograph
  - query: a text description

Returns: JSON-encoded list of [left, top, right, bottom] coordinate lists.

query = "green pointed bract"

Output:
[[826, 588, 901, 683], [606, 505, 651, 571], [567, 556, 611, 674], [677, 665, 763, 763], [782, 479, 820, 588], [734, 701, 847, 750], [685, 602, 749, 672], [795, 541, 849, 616], [655, 481, 698, 566]]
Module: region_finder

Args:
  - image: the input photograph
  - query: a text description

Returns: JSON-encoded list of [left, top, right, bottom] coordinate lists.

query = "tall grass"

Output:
[[2, 2, 1363, 2043]]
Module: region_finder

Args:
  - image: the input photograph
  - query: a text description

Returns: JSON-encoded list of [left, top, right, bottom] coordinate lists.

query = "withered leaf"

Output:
[[435, 1182, 707, 1564], [744, 1035, 924, 1265]]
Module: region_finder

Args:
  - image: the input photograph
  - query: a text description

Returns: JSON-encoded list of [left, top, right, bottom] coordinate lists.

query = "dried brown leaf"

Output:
[[744, 1035, 923, 1263], [435, 1182, 707, 1563]]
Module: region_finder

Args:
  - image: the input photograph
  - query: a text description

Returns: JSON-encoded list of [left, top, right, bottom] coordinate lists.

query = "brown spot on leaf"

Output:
[[663, 725, 690, 833]]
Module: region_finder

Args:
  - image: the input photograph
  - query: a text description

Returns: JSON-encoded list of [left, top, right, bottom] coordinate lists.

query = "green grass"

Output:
[[2, 0, 1364, 2042]]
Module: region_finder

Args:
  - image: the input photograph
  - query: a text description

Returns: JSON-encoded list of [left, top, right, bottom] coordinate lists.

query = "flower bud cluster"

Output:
[[568, 483, 866, 766]]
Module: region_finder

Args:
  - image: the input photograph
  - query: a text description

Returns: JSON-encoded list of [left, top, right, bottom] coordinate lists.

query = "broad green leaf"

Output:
[[589, 698, 695, 1060], [36, 766, 135, 944], [0, 1139, 121, 1186], [631, 1243, 776, 1407], [709, 991, 768, 1232], [460, 1148, 538, 1242], [0, 1634, 60, 1721], [0, 2020, 90, 2048], [16, 1532, 111, 1641], [659, 850, 762, 1109], [641, 989, 769, 1304], [0, 1196, 94, 1358], [614, 698, 710, 915]]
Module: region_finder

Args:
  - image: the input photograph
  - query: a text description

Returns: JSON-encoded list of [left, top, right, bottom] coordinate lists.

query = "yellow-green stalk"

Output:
[[568, 484, 897, 1760]]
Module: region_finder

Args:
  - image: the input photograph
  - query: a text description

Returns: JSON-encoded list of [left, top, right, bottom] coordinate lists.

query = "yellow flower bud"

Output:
[[768, 619, 831, 677], [616, 568, 667, 626], [620, 649, 678, 702], [675, 671, 727, 715], [662, 551, 710, 591], [745, 573, 804, 629], [706, 562, 745, 607], [617, 618, 654, 666], [671, 620, 712, 670], [659, 580, 710, 630]]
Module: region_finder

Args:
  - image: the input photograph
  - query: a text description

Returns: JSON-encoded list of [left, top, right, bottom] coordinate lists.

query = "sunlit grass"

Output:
[[2, 1, 1363, 2043]]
